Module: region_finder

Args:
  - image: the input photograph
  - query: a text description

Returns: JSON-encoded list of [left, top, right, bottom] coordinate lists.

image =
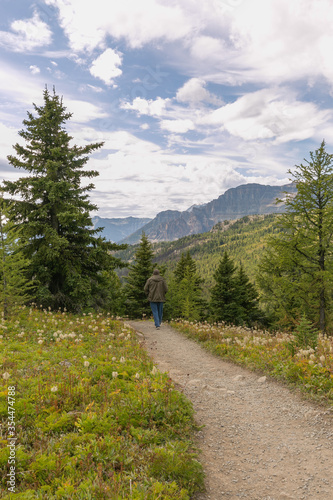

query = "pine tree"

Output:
[[210, 251, 241, 324], [257, 140, 333, 331], [124, 233, 155, 318], [235, 263, 262, 325], [0, 198, 34, 318], [167, 251, 206, 321], [2, 87, 125, 312]]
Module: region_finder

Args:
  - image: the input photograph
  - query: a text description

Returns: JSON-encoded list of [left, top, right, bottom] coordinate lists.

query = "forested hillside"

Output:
[[115, 213, 281, 291]]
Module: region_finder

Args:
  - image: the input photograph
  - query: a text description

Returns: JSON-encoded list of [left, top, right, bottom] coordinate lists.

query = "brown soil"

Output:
[[128, 320, 333, 500]]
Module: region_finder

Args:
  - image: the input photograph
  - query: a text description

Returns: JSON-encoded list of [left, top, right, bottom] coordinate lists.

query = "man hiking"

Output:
[[144, 269, 168, 329]]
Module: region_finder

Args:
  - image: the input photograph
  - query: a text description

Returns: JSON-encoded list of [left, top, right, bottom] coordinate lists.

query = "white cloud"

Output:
[[65, 99, 108, 123], [44, 0, 333, 88], [89, 48, 123, 85], [29, 65, 40, 75], [67, 126, 292, 218], [201, 89, 332, 143], [45, 0, 191, 51], [160, 119, 195, 134], [176, 78, 221, 105], [121, 97, 169, 117], [0, 12, 52, 52]]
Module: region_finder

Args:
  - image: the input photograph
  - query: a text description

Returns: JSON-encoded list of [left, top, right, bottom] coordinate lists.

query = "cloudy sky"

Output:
[[1, 0, 333, 218]]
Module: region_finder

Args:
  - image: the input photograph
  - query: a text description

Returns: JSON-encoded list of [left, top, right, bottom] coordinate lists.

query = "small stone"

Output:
[[258, 376, 267, 383]]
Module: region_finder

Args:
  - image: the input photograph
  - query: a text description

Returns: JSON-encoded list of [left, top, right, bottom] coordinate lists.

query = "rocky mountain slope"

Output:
[[120, 182, 296, 244]]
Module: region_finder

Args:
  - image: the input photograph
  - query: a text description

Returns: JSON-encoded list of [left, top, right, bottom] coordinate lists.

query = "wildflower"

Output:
[[38, 339, 44, 344], [82, 355, 87, 359], [320, 355, 325, 364], [112, 357, 116, 361], [112, 372, 118, 378], [151, 366, 158, 375], [51, 386, 58, 392], [84, 361, 90, 367], [2, 372, 10, 380], [120, 357, 125, 363], [135, 373, 140, 379], [309, 360, 314, 365]]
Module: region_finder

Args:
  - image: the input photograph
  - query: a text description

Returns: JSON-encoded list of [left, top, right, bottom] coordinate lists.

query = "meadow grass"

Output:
[[0, 307, 204, 499], [171, 320, 333, 407]]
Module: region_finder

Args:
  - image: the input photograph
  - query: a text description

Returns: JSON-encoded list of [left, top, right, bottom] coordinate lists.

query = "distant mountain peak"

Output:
[[96, 183, 297, 244]]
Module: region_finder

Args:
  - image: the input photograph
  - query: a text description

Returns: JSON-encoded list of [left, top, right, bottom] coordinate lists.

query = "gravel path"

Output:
[[129, 320, 333, 500]]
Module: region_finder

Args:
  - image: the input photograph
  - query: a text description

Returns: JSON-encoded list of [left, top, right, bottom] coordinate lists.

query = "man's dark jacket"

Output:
[[144, 275, 168, 302]]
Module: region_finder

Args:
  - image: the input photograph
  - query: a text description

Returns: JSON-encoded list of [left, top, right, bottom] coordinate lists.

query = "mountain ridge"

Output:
[[93, 183, 296, 244]]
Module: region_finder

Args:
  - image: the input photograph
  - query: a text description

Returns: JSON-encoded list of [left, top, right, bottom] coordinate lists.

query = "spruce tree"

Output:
[[210, 251, 241, 324], [124, 233, 154, 318], [235, 263, 262, 325], [167, 251, 206, 321], [2, 87, 125, 312], [0, 198, 34, 318]]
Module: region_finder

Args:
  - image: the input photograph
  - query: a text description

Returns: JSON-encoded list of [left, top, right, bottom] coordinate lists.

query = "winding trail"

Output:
[[129, 320, 333, 500]]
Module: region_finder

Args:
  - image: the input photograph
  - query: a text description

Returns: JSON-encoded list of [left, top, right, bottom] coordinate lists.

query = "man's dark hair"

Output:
[[153, 269, 160, 275]]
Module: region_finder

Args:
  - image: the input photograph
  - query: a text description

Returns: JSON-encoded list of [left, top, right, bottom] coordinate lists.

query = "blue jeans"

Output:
[[150, 302, 164, 327]]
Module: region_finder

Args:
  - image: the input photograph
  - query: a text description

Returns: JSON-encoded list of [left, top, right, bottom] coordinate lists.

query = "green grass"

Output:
[[0, 307, 204, 499], [171, 320, 333, 406]]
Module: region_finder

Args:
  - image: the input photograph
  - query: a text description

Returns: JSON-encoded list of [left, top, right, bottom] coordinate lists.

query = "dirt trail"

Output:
[[129, 320, 333, 500]]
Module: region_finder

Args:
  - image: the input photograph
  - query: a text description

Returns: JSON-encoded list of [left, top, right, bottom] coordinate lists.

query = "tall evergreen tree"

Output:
[[210, 251, 241, 324], [257, 140, 333, 331], [2, 87, 125, 312], [0, 198, 34, 318], [124, 233, 155, 318], [235, 263, 262, 325], [167, 251, 206, 321]]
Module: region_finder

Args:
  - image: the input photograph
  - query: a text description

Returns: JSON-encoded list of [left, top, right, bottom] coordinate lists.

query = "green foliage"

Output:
[[2, 88, 126, 313], [210, 252, 261, 326], [0, 307, 204, 498], [124, 232, 155, 318], [165, 252, 206, 321], [171, 320, 333, 406], [0, 199, 34, 318], [258, 141, 333, 332], [116, 214, 281, 295], [288, 315, 319, 356]]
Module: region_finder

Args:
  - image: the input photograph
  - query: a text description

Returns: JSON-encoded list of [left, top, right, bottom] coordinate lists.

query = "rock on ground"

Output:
[[129, 320, 333, 500]]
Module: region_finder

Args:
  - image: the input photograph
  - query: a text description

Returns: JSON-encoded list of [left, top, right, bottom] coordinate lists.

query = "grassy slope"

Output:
[[0, 308, 204, 499]]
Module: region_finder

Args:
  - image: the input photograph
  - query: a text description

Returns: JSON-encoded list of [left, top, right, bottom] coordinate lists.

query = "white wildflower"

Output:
[[120, 357, 125, 363], [2, 372, 10, 380], [84, 361, 90, 367], [112, 372, 118, 378], [51, 385, 58, 392]]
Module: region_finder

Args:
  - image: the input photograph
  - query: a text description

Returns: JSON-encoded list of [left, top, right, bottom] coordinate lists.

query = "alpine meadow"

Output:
[[1, 89, 333, 498]]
